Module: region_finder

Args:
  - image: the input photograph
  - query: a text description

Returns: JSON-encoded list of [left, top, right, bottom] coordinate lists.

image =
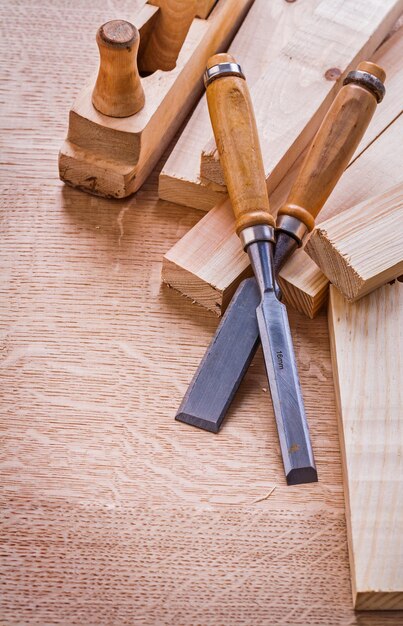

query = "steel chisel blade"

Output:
[[247, 240, 317, 485], [175, 246, 317, 484], [176, 277, 260, 433], [256, 293, 317, 484]]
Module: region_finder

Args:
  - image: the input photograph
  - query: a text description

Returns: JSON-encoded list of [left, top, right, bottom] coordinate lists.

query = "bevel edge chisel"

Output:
[[205, 53, 317, 485]]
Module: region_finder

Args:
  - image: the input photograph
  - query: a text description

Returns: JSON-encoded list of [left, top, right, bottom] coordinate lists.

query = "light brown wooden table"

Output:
[[1, 2, 401, 624]]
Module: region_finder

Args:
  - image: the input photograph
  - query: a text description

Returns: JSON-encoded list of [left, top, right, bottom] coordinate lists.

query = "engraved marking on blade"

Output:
[[276, 350, 284, 369]]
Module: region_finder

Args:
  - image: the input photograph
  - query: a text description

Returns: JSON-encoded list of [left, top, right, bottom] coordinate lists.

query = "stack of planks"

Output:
[[159, 0, 403, 610]]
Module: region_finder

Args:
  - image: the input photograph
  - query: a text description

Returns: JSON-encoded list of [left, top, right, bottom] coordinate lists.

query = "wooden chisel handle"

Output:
[[278, 61, 386, 234], [204, 53, 275, 236]]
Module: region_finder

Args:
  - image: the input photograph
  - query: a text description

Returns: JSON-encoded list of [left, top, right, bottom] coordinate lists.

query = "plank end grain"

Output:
[[278, 249, 329, 319], [159, 168, 225, 211]]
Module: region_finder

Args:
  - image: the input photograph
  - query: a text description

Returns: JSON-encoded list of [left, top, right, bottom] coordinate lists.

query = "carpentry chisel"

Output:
[[176, 55, 385, 483], [187, 52, 317, 485]]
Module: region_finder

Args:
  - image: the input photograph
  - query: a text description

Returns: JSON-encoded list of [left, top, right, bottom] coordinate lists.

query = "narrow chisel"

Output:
[[176, 56, 385, 483], [207, 53, 316, 484]]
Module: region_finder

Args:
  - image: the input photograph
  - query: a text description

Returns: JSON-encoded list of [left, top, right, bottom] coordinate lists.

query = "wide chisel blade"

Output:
[[176, 277, 260, 433]]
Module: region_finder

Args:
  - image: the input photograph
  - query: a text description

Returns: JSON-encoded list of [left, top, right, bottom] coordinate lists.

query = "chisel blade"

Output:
[[273, 231, 299, 276], [175, 277, 260, 433], [256, 294, 317, 484], [248, 240, 317, 485]]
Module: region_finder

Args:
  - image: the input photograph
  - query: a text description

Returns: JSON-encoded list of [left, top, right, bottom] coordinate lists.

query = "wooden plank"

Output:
[[199, 0, 403, 190], [167, 4, 403, 210], [163, 160, 298, 314], [162, 154, 330, 317], [159, 0, 321, 210], [162, 106, 403, 317], [161, 27, 403, 316], [328, 282, 403, 610], [306, 183, 403, 301]]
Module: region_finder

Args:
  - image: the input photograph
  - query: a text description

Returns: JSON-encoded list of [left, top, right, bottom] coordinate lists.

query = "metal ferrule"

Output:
[[204, 62, 245, 88], [275, 215, 308, 247], [247, 240, 276, 296], [239, 224, 275, 250], [343, 70, 385, 103]]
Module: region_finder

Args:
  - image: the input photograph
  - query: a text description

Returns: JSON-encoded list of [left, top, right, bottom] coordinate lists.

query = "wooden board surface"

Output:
[[328, 283, 403, 610], [162, 107, 403, 319], [199, 0, 403, 188], [1, 2, 403, 624]]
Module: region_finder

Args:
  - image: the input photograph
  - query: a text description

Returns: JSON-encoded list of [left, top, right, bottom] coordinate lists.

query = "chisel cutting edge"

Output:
[[176, 55, 385, 485]]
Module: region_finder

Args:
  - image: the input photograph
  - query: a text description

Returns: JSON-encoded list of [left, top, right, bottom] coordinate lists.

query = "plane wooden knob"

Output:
[[92, 20, 145, 118]]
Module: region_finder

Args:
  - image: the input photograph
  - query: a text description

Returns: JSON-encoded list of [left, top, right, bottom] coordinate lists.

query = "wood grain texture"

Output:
[[306, 183, 403, 301], [92, 20, 145, 117], [161, 27, 403, 318], [58, 0, 253, 198], [328, 283, 403, 610], [159, 0, 321, 210], [199, 0, 403, 190], [205, 54, 274, 234], [140, 0, 197, 73], [280, 112, 403, 314], [1, 1, 403, 624], [162, 112, 403, 318], [162, 166, 296, 315]]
